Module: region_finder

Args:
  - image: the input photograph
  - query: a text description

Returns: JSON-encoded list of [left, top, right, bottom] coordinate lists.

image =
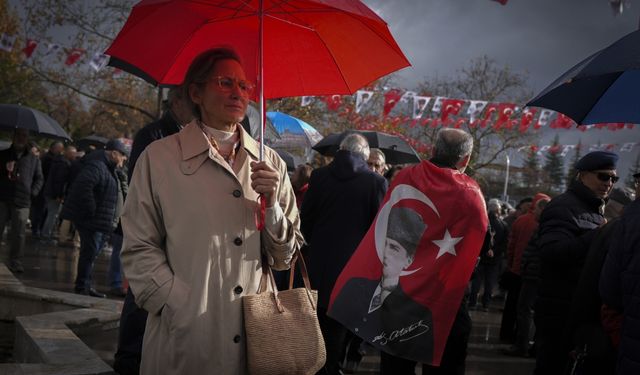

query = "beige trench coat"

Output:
[[121, 121, 303, 375]]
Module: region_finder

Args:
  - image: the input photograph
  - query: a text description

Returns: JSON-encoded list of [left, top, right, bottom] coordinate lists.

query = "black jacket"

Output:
[[535, 179, 606, 322], [479, 212, 509, 265], [300, 150, 388, 309], [0, 146, 44, 208], [600, 199, 640, 375], [44, 155, 72, 200], [129, 111, 182, 181], [60, 150, 119, 233]]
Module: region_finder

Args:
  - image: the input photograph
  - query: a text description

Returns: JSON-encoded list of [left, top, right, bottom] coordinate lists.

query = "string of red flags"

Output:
[[306, 88, 638, 133], [1, 32, 115, 75], [518, 142, 638, 155]]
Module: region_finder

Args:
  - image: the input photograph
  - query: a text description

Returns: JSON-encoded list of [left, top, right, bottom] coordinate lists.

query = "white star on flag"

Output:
[[433, 229, 463, 259]]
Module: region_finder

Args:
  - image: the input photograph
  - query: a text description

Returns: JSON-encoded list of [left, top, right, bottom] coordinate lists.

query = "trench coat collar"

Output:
[[179, 120, 260, 162]]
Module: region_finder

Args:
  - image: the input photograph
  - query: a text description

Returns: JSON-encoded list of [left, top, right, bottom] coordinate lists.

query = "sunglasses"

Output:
[[207, 76, 255, 96], [593, 172, 619, 183]]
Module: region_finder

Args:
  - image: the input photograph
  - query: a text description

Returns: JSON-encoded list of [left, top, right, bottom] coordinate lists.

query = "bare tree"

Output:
[[15, 0, 156, 137]]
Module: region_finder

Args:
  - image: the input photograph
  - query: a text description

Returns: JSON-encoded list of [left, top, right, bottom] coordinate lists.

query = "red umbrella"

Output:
[[106, 0, 410, 227], [105, 0, 410, 99]]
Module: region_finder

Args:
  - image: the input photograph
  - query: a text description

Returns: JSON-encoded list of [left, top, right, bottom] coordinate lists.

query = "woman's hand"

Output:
[[250, 161, 279, 207]]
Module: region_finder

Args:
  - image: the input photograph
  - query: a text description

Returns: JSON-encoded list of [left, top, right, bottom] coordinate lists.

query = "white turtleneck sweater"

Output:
[[202, 123, 286, 242]]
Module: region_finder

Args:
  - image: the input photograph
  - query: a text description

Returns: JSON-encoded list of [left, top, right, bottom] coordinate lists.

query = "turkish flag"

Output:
[[384, 89, 403, 116], [65, 48, 85, 66], [440, 99, 465, 122], [493, 103, 516, 130], [328, 161, 487, 366], [324, 95, 342, 111], [22, 39, 38, 58]]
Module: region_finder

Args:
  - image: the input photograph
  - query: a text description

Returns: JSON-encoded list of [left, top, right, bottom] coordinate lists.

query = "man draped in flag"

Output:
[[329, 128, 487, 373]]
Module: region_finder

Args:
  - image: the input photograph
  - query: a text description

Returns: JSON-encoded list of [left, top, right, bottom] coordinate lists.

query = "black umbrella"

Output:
[[275, 149, 296, 172], [0, 104, 71, 140], [527, 29, 640, 125], [76, 135, 108, 151], [312, 130, 420, 164]]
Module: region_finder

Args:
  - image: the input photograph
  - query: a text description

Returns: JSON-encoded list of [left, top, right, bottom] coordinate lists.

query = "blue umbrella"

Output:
[[527, 29, 640, 125], [266, 112, 323, 149]]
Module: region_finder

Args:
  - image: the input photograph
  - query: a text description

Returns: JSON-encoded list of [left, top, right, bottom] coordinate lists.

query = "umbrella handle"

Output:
[[255, 194, 266, 231]]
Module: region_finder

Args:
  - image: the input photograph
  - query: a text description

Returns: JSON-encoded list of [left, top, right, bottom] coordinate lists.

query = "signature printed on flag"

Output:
[[372, 319, 430, 345]]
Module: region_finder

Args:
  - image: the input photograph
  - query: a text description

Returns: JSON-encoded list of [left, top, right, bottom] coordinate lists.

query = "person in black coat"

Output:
[[300, 133, 387, 375], [599, 173, 640, 375], [566, 188, 632, 375], [30, 141, 63, 237], [40, 145, 77, 244], [535, 151, 619, 375], [470, 199, 508, 311], [0, 129, 44, 273], [114, 87, 194, 375], [60, 140, 128, 298]]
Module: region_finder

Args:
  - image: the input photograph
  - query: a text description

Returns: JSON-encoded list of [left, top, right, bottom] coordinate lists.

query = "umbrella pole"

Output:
[[156, 86, 163, 119], [258, 0, 265, 161]]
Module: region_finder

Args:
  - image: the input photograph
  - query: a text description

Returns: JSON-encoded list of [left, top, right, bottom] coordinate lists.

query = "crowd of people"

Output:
[[2, 46, 640, 375]]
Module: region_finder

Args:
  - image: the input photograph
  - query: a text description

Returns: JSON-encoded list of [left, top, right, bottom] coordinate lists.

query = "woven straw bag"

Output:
[[242, 250, 326, 375]]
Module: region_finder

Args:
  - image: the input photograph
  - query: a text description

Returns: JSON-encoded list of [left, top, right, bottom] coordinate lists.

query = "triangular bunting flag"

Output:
[[467, 101, 488, 122], [383, 89, 403, 116], [46, 43, 61, 56], [0, 33, 17, 52], [301, 96, 314, 107], [620, 142, 637, 152], [413, 96, 431, 119], [431, 97, 445, 113], [65, 48, 85, 66], [440, 99, 465, 122], [400, 91, 417, 103], [537, 145, 551, 155], [324, 95, 342, 111], [89, 52, 109, 71], [560, 145, 575, 157], [535, 110, 554, 129], [22, 39, 38, 58], [519, 108, 537, 133], [356, 90, 375, 113]]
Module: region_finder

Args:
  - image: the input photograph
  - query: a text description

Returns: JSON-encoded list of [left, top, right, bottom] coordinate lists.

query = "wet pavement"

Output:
[[1, 234, 535, 374]]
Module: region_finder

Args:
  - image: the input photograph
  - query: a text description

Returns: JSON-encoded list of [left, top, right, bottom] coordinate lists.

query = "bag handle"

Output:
[[256, 248, 317, 312], [288, 250, 312, 291]]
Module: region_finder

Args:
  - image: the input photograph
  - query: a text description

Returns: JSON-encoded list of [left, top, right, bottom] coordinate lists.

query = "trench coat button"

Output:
[[234, 286, 243, 295], [233, 189, 242, 198], [233, 335, 241, 343], [234, 237, 243, 246]]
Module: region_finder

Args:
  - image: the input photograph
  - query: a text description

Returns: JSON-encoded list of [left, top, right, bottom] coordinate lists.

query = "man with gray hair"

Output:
[[301, 131, 387, 375], [333, 128, 486, 374], [368, 148, 387, 176]]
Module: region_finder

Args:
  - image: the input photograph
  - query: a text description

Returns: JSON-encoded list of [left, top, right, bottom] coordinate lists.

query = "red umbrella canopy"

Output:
[[105, 0, 410, 99]]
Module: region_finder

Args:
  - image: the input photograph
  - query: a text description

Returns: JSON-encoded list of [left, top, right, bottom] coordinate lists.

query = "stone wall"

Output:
[[0, 264, 122, 375]]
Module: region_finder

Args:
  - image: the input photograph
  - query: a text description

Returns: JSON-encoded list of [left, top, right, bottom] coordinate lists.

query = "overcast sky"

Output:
[[363, 0, 639, 93]]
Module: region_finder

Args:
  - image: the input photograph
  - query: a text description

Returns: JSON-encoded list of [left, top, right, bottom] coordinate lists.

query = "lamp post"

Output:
[[502, 153, 510, 203]]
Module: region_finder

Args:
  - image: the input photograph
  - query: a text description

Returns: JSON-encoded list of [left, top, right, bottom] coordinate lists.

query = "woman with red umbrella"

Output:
[[120, 48, 303, 374]]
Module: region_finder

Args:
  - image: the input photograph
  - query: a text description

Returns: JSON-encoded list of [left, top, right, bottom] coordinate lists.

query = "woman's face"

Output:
[[190, 59, 250, 128]]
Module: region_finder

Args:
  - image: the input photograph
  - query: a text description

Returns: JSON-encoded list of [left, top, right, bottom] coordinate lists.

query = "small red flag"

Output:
[[440, 99, 465, 122], [383, 89, 403, 116], [65, 48, 85, 66], [329, 162, 487, 366], [22, 39, 38, 58], [492, 0, 508, 4], [324, 95, 342, 111]]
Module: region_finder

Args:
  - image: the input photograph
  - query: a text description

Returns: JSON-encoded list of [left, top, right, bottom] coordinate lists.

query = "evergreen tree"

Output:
[[523, 146, 541, 192], [566, 139, 583, 186], [625, 152, 640, 190], [544, 134, 565, 193]]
